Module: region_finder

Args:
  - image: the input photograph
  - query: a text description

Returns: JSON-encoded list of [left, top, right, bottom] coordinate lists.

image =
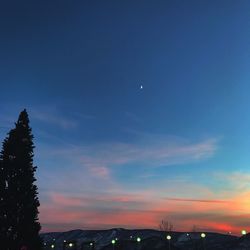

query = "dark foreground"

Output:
[[41, 228, 250, 250]]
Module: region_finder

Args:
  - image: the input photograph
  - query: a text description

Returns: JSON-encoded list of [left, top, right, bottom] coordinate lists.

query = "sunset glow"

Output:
[[1, 0, 250, 236]]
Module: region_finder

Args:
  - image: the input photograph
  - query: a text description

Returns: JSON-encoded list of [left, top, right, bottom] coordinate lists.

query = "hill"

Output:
[[41, 228, 250, 250]]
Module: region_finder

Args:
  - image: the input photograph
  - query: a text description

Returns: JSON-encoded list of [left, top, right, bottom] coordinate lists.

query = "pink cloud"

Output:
[[49, 192, 87, 207], [164, 197, 231, 204], [36, 134, 236, 234], [39, 186, 250, 235], [89, 166, 110, 179]]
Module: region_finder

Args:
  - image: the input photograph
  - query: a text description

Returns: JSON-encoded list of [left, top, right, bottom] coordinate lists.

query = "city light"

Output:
[[136, 237, 141, 242], [69, 243, 74, 247], [201, 233, 206, 238], [242, 230, 247, 235], [111, 239, 116, 244], [166, 235, 171, 240]]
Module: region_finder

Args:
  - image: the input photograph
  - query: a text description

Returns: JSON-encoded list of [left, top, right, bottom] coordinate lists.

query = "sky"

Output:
[[0, 0, 250, 235]]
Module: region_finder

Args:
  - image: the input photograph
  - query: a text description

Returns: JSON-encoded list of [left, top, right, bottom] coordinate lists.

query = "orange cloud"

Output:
[[38, 166, 250, 236], [38, 189, 250, 235]]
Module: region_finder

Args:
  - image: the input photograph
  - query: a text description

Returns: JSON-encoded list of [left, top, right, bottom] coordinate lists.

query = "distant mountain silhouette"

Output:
[[40, 228, 250, 250]]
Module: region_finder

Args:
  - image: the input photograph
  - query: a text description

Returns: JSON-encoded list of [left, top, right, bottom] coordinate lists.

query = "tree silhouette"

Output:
[[0, 109, 42, 250], [159, 219, 174, 233], [0, 157, 8, 244]]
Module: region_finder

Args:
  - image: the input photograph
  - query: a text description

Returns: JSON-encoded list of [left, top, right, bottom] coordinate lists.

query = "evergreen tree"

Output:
[[0, 158, 8, 244], [0, 109, 42, 250]]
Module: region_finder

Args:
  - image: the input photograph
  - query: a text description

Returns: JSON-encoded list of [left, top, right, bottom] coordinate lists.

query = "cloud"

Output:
[[214, 171, 250, 192], [35, 136, 219, 199], [39, 189, 250, 234], [35, 133, 221, 233], [38, 168, 250, 235], [89, 166, 110, 179], [164, 197, 231, 204], [38, 137, 218, 171], [39, 191, 162, 232], [31, 110, 78, 129]]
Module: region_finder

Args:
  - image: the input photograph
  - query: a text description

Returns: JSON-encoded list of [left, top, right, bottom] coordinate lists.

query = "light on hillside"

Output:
[[242, 230, 247, 235], [201, 233, 206, 238]]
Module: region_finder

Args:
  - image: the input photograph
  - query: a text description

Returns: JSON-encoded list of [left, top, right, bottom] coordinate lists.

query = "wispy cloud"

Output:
[[38, 137, 218, 171], [89, 166, 110, 179], [35, 133, 221, 233], [214, 171, 250, 192], [31, 110, 78, 129], [39, 188, 250, 234], [37, 165, 250, 234], [91, 137, 216, 167], [164, 197, 231, 204]]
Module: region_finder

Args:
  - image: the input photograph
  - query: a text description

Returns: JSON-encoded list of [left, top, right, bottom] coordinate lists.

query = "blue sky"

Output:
[[1, 0, 250, 233]]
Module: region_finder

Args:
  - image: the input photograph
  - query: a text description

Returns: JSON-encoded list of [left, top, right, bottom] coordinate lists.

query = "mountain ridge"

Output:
[[40, 228, 250, 250]]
